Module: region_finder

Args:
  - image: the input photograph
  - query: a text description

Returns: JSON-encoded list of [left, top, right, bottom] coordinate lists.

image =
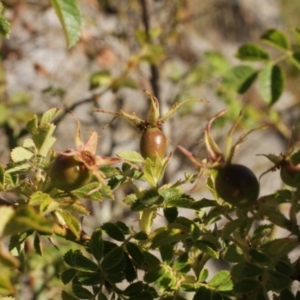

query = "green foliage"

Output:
[[3, 3, 300, 300]]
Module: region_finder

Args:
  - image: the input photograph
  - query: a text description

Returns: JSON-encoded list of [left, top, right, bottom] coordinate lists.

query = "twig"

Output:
[[139, 0, 160, 101]]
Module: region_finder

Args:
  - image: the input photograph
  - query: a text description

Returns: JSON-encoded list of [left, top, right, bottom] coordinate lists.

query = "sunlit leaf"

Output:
[[208, 271, 233, 292], [258, 64, 284, 106], [89, 71, 112, 90], [2, 206, 53, 237], [261, 29, 289, 50], [117, 151, 144, 163], [50, 0, 82, 48], [222, 65, 257, 94], [10, 147, 33, 162], [59, 211, 81, 238], [236, 43, 269, 61]]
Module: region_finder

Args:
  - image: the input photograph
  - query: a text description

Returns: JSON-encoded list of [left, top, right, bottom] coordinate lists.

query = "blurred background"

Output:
[[1, 0, 300, 298]]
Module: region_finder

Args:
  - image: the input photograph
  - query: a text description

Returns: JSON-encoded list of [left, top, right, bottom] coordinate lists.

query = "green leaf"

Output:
[[101, 246, 124, 270], [116, 221, 130, 235], [50, 0, 82, 48], [123, 281, 144, 296], [117, 150, 144, 163], [72, 182, 114, 201], [223, 244, 243, 263], [106, 272, 125, 283], [193, 241, 219, 259], [290, 52, 300, 70], [40, 107, 61, 124], [159, 244, 173, 264], [234, 279, 261, 294], [249, 249, 270, 263], [133, 231, 148, 240], [236, 43, 269, 61], [267, 270, 291, 292], [10, 147, 33, 162], [142, 250, 161, 267], [103, 241, 118, 255], [144, 266, 166, 283], [0, 274, 15, 295], [128, 291, 154, 300], [104, 255, 126, 275], [132, 189, 164, 211], [143, 155, 171, 188], [293, 27, 300, 44], [33, 233, 42, 256], [61, 291, 80, 300], [276, 259, 292, 276], [89, 230, 103, 262], [193, 287, 213, 300], [251, 224, 274, 242], [124, 253, 137, 282], [204, 51, 230, 75], [102, 222, 125, 241], [173, 252, 189, 271], [231, 262, 263, 279], [208, 271, 233, 292], [26, 114, 57, 157], [257, 198, 295, 233], [199, 269, 209, 283], [2, 206, 53, 237], [163, 207, 178, 223], [0, 207, 14, 237], [73, 251, 98, 271], [171, 216, 194, 232], [61, 268, 77, 284], [126, 242, 145, 266], [89, 71, 112, 90], [111, 76, 138, 92], [155, 270, 176, 288], [64, 250, 76, 266], [261, 29, 289, 50], [29, 192, 57, 215], [59, 211, 81, 238], [77, 271, 103, 285], [72, 284, 93, 299], [259, 64, 284, 106], [150, 228, 189, 249], [221, 218, 246, 239], [222, 65, 257, 94]]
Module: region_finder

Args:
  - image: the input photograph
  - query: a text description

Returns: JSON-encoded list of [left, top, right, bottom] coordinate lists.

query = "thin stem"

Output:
[[139, 0, 160, 100]]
